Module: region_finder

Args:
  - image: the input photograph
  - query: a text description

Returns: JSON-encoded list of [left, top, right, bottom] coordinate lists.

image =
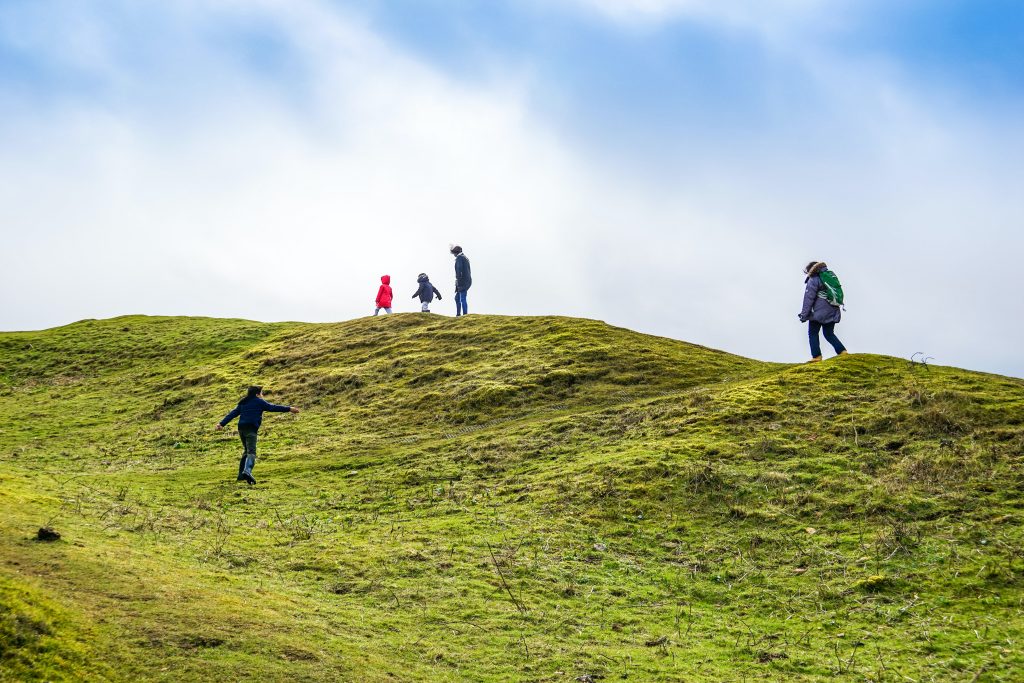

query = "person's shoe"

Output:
[[838, 350, 849, 356], [243, 473, 257, 485], [807, 356, 822, 363]]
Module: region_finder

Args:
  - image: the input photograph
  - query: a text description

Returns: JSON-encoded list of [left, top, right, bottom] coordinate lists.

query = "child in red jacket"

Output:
[[374, 275, 393, 315]]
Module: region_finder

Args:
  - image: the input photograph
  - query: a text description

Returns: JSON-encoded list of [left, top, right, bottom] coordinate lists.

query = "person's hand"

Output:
[[290, 407, 300, 414], [215, 424, 223, 431], [798, 314, 807, 322]]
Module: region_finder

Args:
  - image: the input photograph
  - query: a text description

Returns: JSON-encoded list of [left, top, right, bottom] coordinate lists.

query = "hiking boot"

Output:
[[838, 350, 849, 356], [243, 473, 257, 485], [807, 356, 822, 363]]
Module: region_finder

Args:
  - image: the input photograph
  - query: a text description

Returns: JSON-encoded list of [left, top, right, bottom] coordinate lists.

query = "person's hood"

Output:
[[806, 262, 827, 278], [417, 273, 429, 283], [381, 275, 390, 285]]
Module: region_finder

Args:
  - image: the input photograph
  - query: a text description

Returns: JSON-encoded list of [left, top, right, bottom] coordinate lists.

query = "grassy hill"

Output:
[[1, 314, 1022, 682]]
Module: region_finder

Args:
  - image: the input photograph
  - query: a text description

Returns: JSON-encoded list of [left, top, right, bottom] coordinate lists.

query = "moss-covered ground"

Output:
[[1, 314, 1022, 681]]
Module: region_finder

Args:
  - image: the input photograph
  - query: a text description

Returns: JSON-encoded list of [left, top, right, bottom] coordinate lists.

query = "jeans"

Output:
[[237, 424, 258, 479], [455, 290, 468, 316], [374, 307, 392, 315], [808, 321, 846, 358]]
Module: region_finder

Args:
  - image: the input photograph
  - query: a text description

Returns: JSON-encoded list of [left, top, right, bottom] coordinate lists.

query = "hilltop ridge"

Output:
[[1, 314, 1022, 681]]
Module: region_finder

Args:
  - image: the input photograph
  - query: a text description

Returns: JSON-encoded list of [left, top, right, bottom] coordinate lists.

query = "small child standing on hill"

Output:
[[374, 275, 393, 315], [411, 273, 442, 313]]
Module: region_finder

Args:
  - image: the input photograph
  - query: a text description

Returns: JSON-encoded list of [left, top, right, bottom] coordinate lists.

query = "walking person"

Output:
[[798, 261, 848, 362], [215, 386, 299, 485], [374, 274, 393, 315], [412, 273, 442, 313], [451, 245, 472, 316]]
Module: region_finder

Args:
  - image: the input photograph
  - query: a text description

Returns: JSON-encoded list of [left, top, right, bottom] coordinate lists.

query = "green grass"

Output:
[[1, 313, 1022, 681]]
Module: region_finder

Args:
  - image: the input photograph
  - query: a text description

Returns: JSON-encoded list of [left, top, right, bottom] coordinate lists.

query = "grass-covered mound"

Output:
[[0, 314, 1022, 681]]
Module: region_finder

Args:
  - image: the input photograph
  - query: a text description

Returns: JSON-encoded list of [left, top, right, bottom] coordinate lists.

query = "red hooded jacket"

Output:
[[375, 275, 393, 308]]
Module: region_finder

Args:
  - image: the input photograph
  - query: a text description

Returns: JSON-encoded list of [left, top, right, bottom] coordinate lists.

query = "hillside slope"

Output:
[[1, 314, 1022, 681]]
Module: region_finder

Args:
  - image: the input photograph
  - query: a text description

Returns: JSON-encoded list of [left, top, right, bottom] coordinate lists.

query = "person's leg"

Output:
[[821, 323, 847, 355], [237, 429, 248, 480], [374, 307, 380, 316], [421, 302, 429, 312], [807, 321, 823, 359], [384, 307, 392, 314], [240, 426, 258, 483], [455, 291, 467, 316]]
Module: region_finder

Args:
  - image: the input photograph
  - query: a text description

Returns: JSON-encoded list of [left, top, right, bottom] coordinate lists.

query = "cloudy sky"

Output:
[[1, 0, 1022, 376]]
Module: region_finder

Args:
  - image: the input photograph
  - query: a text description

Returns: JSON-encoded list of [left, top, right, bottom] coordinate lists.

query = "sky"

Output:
[[1, 0, 1022, 376]]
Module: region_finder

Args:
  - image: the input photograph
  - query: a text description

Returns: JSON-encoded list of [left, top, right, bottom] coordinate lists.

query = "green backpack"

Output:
[[818, 270, 844, 307]]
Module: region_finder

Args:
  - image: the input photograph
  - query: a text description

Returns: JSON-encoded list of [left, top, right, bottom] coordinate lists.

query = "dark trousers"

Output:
[[808, 321, 846, 358], [237, 424, 258, 479], [455, 290, 468, 316]]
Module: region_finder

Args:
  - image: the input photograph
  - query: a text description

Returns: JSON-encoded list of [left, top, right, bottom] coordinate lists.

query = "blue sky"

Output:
[[1, 0, 1022, 376]]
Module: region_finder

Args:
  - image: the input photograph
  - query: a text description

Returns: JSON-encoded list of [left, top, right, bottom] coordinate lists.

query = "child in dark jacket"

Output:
[[216, 385, 299, 485], [375, 275, 393, 315], [411, 273, 442, 313]]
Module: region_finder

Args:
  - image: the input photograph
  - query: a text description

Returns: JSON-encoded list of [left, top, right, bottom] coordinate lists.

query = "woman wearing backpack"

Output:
[[798, 261, 848, 362]]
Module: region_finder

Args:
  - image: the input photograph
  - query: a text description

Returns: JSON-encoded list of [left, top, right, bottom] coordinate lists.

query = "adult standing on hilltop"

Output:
[[216, 385, 299, 485], [451, 245, 472, 316], [798, 261, 848, 362]]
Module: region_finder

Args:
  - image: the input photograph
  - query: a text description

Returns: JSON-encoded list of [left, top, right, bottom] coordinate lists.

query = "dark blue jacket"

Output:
[[219, 397, 291, 429], [454, 253, 472, 292], [412, 276, 442, 303], [800, 271, 842, 324]]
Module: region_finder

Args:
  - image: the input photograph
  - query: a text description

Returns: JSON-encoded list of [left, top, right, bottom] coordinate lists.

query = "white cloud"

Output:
[[0, 0, 596, 325]]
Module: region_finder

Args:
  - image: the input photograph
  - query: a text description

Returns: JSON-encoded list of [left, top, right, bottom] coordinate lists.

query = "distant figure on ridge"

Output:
[[412, 273, 442, 313], [216, 385, 299, 485], [798, 261, 848, 362], [374, 274, 393, 315], [451, 245, 472, 316]]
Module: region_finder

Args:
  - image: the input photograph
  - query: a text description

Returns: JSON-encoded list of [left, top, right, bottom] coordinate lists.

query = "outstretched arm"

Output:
[[217, 406, 241, 430], [433, 285, 442, 300], [256, 397, 294, 413]]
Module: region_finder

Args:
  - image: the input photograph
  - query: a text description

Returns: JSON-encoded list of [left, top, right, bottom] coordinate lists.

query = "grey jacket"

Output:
[[800, 272, 841, 324]]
